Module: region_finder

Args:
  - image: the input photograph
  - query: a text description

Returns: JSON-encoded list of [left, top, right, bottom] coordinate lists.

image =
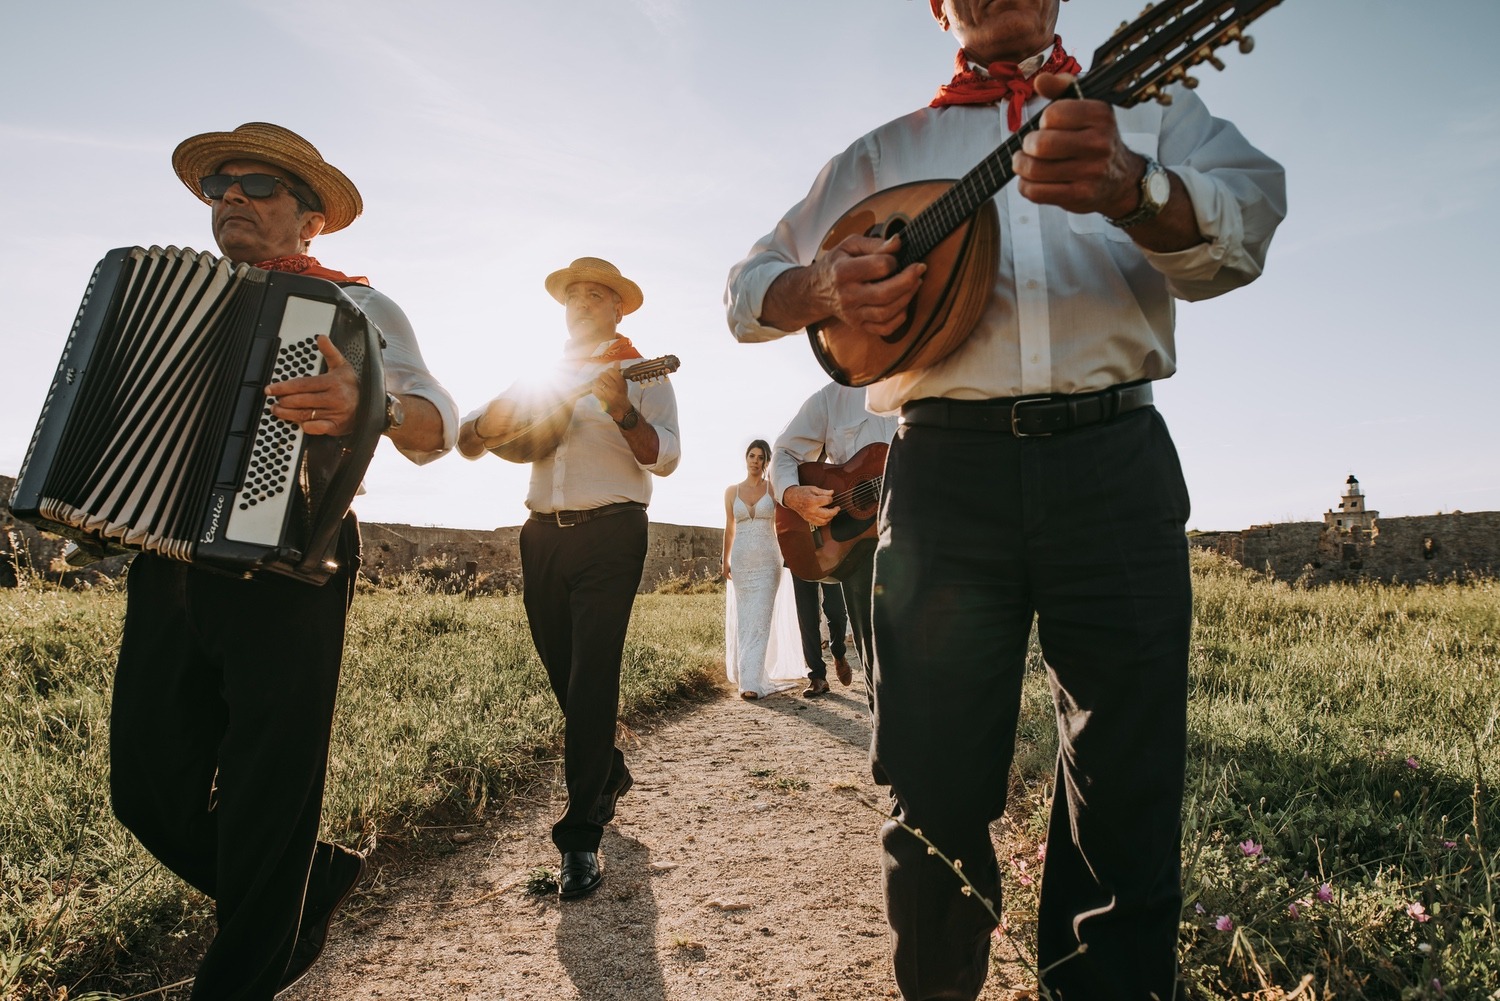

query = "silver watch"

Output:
[[384, 392, 405, 431], [1108, 156, 1171, 229]]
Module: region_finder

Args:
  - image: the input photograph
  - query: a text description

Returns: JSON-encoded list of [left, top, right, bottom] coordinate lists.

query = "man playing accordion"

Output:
[[108, 121, 457, 997]]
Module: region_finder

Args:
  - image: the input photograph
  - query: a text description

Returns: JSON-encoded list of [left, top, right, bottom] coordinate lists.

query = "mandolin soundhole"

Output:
[[875, 215, 911, 241]]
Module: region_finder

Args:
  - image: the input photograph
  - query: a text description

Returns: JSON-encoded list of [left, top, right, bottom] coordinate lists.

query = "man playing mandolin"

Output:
[[459, 257, 680, 900], [727, 0, 1285, 997]]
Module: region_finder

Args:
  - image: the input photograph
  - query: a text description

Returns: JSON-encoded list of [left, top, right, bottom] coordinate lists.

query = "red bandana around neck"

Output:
[[929, 36, 1082, 131], [565, 335, 644, 367], [253, 254, 370, 287]]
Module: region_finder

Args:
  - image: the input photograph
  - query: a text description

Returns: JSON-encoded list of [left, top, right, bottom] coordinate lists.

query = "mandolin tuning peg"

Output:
[[1155, 91, 1174, 106], [1183, 75, 1200, 89], [1238, 35, 1255, 54], [1195, 46, 1226, 71]]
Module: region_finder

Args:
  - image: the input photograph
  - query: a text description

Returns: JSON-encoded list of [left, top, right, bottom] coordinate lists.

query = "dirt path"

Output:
[[289, 669, 1038, 1001]]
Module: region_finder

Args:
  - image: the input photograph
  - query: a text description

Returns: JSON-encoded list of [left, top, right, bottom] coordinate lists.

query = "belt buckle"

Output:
[[555, 509, 583, 528], [1010, 397, 1054, 438]]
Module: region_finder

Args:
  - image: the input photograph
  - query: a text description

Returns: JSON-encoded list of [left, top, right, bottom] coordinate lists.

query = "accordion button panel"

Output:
[[225, 297, 338, 545]]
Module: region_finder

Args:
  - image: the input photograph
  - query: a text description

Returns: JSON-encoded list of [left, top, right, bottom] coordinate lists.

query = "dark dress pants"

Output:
[[791, 575, 847, 678], [871, 407, 1191, 1001], [109, 516, 360, 1001], [520, 509, 648, 853], [840, 552, 877, 703]]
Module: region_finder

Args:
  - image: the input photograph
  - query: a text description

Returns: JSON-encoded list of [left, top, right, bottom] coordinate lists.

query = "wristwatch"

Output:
[[1107, 156, 1171, 229], [615, 405, 641, 431], [384, 392, 405, 431]]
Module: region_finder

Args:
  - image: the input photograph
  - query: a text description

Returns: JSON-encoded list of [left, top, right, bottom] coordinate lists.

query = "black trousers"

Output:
[[871, 408, 1191, 1001], [791, 575, 847, 677], [520, 509, 647, 853], [110, 517, 360, 1001], [841, 552, 877, 701]]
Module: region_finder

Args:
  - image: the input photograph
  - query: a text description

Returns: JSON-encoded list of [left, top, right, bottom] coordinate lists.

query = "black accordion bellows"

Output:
[[12, 246, 386, 585]]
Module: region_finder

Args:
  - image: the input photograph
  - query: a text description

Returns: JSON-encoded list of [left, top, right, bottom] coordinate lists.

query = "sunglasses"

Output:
[[199, 173, 317, 211]]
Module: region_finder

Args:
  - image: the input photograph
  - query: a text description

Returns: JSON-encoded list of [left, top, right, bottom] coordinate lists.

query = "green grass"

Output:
[[4, 552, 1498, 1000], [0, 577, 722, 1000], [997, 551, 1500, 1000]]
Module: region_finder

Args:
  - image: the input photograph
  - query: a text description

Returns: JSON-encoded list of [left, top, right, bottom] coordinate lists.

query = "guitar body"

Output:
[[775, 441, 889, 583], [490, 402, 575, 463], [808, 181, 999, 388]]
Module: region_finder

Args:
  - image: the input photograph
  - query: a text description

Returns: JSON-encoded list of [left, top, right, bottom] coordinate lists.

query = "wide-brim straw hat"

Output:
[[171, 122, 363, 234], [544, 257, 643, 315]]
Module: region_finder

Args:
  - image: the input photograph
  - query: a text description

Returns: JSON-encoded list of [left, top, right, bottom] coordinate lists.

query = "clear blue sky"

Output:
[[3, 0, 1496, 532]]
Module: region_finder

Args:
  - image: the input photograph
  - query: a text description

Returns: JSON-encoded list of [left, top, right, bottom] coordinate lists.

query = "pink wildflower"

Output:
[[1407, 902, 1431, 923], [1239, 839, 1263, 857], [1287, 902, 1300, 918], [1037, 842, 1047, 863], [1214, 915, 1234, 932], [1194, 903, 1205, 914], [1316, 882, 1333, 902], [1406, 756, 1420, 769], [1442, 840, 1457, 850]]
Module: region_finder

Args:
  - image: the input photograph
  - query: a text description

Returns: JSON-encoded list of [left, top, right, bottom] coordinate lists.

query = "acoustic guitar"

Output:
[[775, 441, 888, 583], [489, 355, 680, 463], [807, 0, 1287, 387]]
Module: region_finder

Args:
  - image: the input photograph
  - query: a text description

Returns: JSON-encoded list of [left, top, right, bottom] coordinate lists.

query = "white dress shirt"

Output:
[[770, 383, 898, 506], [343, 285, 458, 464], [462, 340, 682, 513], [726, 85, 1286, 414]]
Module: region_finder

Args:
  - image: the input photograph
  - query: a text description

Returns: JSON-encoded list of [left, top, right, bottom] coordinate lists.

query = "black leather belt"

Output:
[[900, 381, 1153, 438], [529, 501, 646, 528]]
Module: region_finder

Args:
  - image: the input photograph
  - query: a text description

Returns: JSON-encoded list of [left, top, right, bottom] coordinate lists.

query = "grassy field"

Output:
[[3, 551, 1498, 999], [0, 575, 724, 1000]]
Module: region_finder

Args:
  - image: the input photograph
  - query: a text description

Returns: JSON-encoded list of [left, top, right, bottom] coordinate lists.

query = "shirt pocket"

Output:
[[1065, 131, 1160, 243]]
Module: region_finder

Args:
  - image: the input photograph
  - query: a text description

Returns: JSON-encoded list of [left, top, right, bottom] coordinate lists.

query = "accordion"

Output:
[[11, 246, 386, 585]]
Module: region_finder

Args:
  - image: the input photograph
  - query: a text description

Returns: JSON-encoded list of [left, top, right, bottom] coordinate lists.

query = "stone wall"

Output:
[[1, 473, 722, 591], [9, 470, 1494, 590], [1191, 512, 1500, 585]]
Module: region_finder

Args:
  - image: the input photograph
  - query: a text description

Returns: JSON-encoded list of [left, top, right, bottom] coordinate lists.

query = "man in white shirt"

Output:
[[772, 382, 897, 703], [460, 257, 680, 901], [726, 1, 1285, 997], [111, 122, 458, 999]]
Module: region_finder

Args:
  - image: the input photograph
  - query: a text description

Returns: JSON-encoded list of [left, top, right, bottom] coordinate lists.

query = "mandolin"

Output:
[[488, 354, 679, 463], [808, 0, 1287, 387], [775, 441, 888, 583]]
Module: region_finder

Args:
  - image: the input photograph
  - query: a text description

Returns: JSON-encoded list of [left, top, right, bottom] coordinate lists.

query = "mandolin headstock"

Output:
[[622, 354, 681, 384], [1083, 0, 1285, 108]]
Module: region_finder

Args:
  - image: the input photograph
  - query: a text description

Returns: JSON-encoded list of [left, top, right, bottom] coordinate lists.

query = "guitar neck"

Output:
[[894, 82, 1080, 270]]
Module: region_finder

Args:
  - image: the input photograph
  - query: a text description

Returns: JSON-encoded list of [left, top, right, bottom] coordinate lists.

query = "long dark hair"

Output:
[[746, 439, 771, 461]]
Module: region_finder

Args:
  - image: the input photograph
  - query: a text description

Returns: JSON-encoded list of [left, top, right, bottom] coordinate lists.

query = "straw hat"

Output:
[[544, 257, 643, 315], [171, 122, 363, 234]]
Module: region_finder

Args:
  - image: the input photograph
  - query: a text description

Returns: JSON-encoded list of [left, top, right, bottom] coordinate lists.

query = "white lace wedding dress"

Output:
[[724, 491, 803, 697]]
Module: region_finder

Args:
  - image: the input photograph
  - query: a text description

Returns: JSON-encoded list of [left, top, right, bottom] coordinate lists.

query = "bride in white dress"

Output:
[[722, 440, 803, 699]]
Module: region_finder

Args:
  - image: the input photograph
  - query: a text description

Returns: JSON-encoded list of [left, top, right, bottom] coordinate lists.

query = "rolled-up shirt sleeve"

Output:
[[344, 286, 458, 464], [1139, 93, 1287, 300], [636, 378, 681, 476], [726, 136, 881, 343], [769, 390, 830, 503]]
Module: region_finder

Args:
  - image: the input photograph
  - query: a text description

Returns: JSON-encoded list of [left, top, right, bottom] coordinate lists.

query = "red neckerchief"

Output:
[[564, 335, 644, 367], [929, 36, 1082, 131], [254, 254, 370, 286]]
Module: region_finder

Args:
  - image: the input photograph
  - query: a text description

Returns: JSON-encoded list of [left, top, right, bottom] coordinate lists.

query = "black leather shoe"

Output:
[[588, 771, 634, 826], [558, 851, 602, 900], [278, 843, 366, 991]]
